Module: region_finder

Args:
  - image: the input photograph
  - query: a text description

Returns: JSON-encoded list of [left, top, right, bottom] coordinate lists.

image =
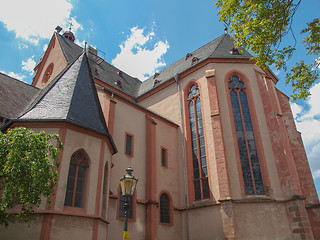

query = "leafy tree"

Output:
[[216, 0, 320, 101], [0, 127, 63, 227]]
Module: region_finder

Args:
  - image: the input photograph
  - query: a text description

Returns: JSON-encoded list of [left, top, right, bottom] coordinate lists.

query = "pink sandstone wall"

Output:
[[101, 92, 183, 240], [33, 34, 68, 89]]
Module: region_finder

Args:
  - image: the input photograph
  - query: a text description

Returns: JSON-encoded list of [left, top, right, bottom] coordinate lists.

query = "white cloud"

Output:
[[18, 42, 29, 49], [292, 82, 320, 180], [0, 0, 81, 44], [75, 39, 86, 48], [290, 102, 303, 119], [1, 70, 26, 81], [301, 82, 320, 120], [314, 169, 320, 179], [22, 56, 36, 75], [112, 26, 169, 80], [43, 44, 48, 52]]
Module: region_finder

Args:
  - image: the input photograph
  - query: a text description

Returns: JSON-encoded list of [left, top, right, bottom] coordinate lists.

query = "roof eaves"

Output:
[[7, 118, 118, 154]]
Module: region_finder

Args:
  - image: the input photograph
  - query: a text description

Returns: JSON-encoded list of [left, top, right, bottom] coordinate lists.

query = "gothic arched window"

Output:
[[160, 193, 170, 224], [228, 75, 264, 195], [64, 150, 89, 208], [187, 84, 210, 201]]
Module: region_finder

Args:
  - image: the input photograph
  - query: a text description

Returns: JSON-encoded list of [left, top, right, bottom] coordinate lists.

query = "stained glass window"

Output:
[[187, 84, 210, 201], [228, 75, 264, 195]]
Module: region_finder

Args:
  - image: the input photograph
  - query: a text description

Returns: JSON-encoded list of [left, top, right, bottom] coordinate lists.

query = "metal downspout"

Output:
[[174, 73, 190, 240]]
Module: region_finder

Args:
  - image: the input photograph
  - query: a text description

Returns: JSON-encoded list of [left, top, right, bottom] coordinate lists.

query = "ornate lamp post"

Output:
[[120, 167, 138, 240]]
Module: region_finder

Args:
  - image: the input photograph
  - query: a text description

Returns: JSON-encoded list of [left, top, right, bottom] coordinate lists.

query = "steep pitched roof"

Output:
[[55, 32, 253, 99], [56, 33, 83, 64], [138, 34, 253, 96], [55, 33, 141, 98], [87, 54, 142, 98], [0, 72, 40, 119], [20, 53, 113, 141]]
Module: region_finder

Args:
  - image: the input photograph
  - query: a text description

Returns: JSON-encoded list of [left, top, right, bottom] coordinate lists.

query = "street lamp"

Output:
[[120, 166, 138, 240]]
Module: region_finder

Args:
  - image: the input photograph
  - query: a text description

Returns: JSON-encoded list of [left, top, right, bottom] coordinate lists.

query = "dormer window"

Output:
[[95, 68, 98, 75], [115, 80, 122, 88], [154, 73, 160, 79], [231, 48, 240, 55], [185, 53, 193, 60], [192, 57, 199, 65], [118, 71, 123, 77], [154, 79, 160, 87]]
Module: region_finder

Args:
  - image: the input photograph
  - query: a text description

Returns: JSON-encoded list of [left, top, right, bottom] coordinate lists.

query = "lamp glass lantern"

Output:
[[120, 167, 138, 197]]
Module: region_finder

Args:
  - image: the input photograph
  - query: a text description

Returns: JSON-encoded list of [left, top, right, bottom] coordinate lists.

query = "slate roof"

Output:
[[0, 72, 40, 119], [56, 33, 83, 64], [20, 53, 112, 138], [87, 53, 142, 98], [138, 34, 253, 96], [0, 32, 253, 121], [54, 32, 252, 100]]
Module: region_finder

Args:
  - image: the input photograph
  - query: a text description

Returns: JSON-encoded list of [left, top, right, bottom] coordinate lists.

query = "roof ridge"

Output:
[[210, 34, 228, 56], [66, 53, 108, 131], [56, 32, 83, 64], [55, 32, 70, 63], [18, 53, 84, 119]]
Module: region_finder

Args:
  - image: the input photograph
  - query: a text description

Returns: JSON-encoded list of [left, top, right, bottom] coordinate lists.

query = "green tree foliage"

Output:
[[216, 0, 320, 101], [0, 127, 63, 227]]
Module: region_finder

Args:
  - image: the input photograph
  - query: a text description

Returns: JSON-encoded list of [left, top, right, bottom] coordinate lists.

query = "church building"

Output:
[[1, 27, 320, 239]]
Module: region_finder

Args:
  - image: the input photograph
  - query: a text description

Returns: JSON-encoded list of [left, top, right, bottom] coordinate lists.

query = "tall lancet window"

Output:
[[64, 150, 89, 208], [187, 84, 210, 201], [228, 75, 264, 195]]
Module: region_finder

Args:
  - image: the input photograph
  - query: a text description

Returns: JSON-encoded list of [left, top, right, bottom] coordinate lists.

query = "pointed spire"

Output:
[[20, 53, 109, 136]]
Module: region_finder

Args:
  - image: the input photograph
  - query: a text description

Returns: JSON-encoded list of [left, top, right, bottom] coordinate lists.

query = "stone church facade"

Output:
[[0, 28, 320, 239]]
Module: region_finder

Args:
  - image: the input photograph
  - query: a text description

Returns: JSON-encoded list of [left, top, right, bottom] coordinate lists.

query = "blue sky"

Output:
[[0, 0, 319, 196]]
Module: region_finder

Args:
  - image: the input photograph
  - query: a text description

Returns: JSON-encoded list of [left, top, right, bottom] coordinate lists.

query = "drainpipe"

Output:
[[174, 73, 190, 240]]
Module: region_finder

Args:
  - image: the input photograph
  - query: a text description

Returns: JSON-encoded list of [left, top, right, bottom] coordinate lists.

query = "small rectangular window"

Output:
[[161, 147, 167, 168], [125, 133, 134, 157]]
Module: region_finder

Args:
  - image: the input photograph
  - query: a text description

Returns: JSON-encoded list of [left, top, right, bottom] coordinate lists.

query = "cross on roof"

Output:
[[69, 22, 73, 32]]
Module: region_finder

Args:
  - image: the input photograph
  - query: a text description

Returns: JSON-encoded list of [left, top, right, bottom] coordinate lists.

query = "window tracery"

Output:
[[228, 75, 264, 195], [187, 83, 210, 201]]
